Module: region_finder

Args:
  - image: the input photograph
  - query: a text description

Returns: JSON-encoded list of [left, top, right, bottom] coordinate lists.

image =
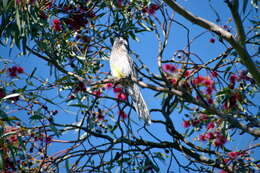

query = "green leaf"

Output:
[[65, 159, 71, 173], [2, 0, 8, 9], [30, 114, 44, 120], [0, 154, 3, 169], [16, 8, 21, 32]]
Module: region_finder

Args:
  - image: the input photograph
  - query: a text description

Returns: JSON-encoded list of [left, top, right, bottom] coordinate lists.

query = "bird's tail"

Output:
[[127, 83, 151, 124]]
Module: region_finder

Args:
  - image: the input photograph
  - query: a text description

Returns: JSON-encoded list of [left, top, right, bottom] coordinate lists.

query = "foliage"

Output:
[[0, 0, 259, 172]]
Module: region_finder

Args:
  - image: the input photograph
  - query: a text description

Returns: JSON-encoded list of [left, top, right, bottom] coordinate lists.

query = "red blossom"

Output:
[[209, 38, 215, 43], [206, 87, 214, 95], [53, 19, 61, 25], [92, 90, 102, 96], [119, 110, 127, 119], [191, 119, 200, 126], [182, 120, 191, 128], [192, 75, 205, 85], [52, 19, 62, 31], [17, 67, 24, 73], [199, 134, 207, 141], [113, 87, 122, 93], [170, 78, 177, 85], [75, 82, 86, 92], [142, 4, 160, 15], [199, 113, 208, 121], [227, 151, 240, 159], [163, 64, 176, 73], [211, 71, 218, 77], [206, 132, 215, 139], [207, 122, 215, 130], [214, 135, 227, 147], [229, 74, 238, 83], [219, 170, 228, 173], [8, 66, 24, 77], [117, 92, 127, 100], [203, 77, 214, 88], [224, 158, 231, 163], [207, 98, 214, 104], [184, 70, 191, 77], [105, 83, 113, 89]]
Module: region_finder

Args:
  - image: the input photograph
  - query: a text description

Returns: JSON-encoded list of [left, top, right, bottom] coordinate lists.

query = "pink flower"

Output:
[[206, 87, 214, 95], [117, 92, 127, 100], [75, 82, 86, 92], [8, 66, 24, 77], [207, 98, 213, 104], [219, 170, 228, 173], [211, 71, 218, 78], [192, 75, 205, 85], [52, 19, 62, 31], [163, 64, 176, 73], [206, 132, 215, 139], [227, 151, 239, 159], [182, 120, 190, 128], [209, 38, 215, 43], [229, 74, 238, 83], [92, 90, 102, 96], [199, 114, 208, 121], [191, 119, 200, 126], [113, 87, 122, 93], [184, 70, 191, 77], [214, 135, 227, 147], [199, 134, 207, 141], [105, 83, 113, 89], [207, 122, 215, 130], [203, 77, 214, 88], [119, 110, 127, 119], [170, 78, 177, 85]]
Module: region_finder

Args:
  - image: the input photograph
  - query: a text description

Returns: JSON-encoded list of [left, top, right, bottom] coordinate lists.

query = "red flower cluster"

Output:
[[199, 131, 227, 147], [92, 90, 102, 97], [119, 110, 127, 119], [113, 87, 127, 100], [182, 120, 190, 128], [223, 92, 243, 110], [61, 5, 95, 31], [163, 64, 176, 73], [209, 38, 215, 43], [227, 151, 240, 159], [142, 3, 160, 15], [8, 66, 24, 77], [75, 82, 86, 92], [52, 19, 62, 31]]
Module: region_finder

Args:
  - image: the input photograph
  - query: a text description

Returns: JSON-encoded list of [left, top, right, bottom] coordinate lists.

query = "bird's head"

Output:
[[112, 37, 128, 50]]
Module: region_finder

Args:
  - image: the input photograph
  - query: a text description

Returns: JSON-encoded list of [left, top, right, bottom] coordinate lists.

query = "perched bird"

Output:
[[109, 37, 151, 124]]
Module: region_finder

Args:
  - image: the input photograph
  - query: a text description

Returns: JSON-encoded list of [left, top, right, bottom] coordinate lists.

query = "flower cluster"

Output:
[[52, 19, 62, 31], [60, 5, 95, 31], [8, 66, 24, 77], [142, 3, 160, 15]]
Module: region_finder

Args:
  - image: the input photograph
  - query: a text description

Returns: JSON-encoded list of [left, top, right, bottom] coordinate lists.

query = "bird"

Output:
[[109, 37, 151, 125]]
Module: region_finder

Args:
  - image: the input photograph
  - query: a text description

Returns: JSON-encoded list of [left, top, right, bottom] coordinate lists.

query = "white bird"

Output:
[[109, 37, 151, 124]]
